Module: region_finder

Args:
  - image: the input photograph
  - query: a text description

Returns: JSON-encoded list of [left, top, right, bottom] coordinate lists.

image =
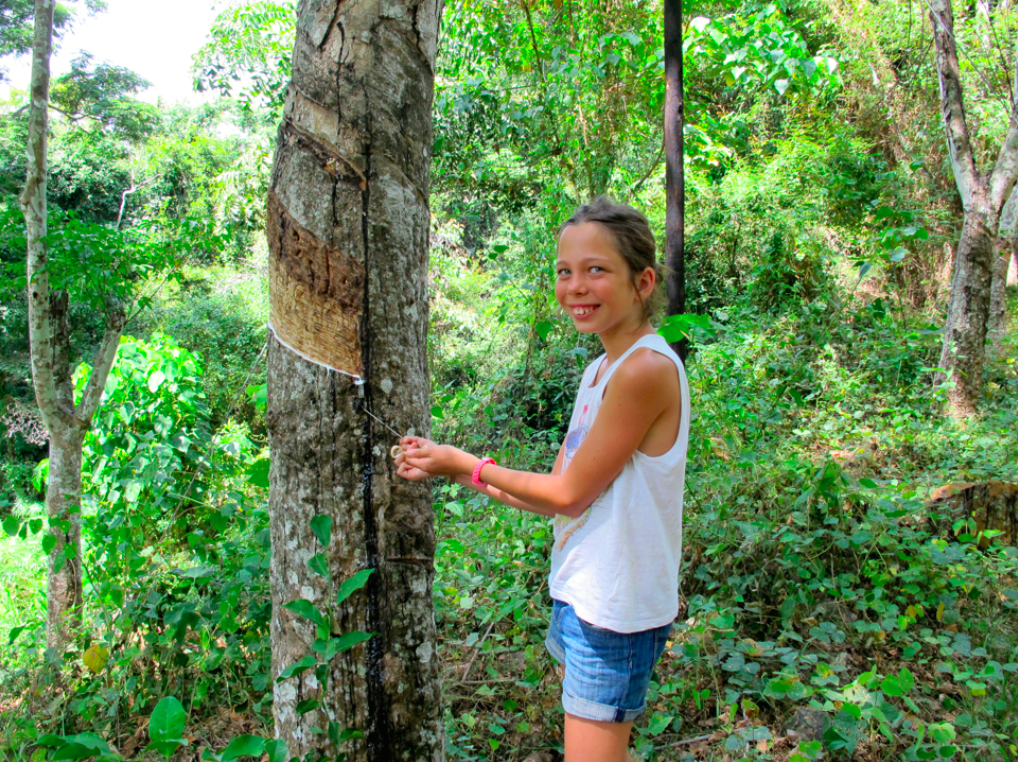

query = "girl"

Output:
[[396, 197, 689, 762]]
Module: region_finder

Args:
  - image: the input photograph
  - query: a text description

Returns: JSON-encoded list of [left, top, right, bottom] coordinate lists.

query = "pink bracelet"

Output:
[[472, 457, 496, 487]]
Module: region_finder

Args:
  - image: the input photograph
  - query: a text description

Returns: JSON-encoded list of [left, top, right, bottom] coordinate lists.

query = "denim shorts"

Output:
[[544, 599, 672, 723]]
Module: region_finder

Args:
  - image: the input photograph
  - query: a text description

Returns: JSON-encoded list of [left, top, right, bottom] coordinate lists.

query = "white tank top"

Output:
[[549, 333, 690, 633]]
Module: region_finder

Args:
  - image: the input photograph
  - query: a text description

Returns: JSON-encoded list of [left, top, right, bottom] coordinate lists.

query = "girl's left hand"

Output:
[[399, 436, 475, 477]]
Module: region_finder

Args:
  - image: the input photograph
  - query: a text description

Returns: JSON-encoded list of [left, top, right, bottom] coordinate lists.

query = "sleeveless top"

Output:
[[549, 333, 691, 633]]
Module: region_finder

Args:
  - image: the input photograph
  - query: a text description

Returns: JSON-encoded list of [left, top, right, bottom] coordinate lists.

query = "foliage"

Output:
[[0, 334, 273, 759], [192, 0, 295, 120], [0, 0, 1016, 758], [50, 53, 159, 142]]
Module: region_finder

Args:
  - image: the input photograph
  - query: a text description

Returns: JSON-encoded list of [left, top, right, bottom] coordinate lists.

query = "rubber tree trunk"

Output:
[[265, 1, 444, 759], [664, 0, 686, 360]]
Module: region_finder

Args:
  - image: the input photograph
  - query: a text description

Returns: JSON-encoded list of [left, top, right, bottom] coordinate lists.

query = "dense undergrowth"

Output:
[[0, 237, 1015, 760]]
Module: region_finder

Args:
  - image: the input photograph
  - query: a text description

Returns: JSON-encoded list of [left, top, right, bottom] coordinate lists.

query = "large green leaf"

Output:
[[149, 696, 186, 744]]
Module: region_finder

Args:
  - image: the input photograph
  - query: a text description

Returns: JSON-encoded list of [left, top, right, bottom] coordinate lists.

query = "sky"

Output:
[[1, 0, 223, 105]]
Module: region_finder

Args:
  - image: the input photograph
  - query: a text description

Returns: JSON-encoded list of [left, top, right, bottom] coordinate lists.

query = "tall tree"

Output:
[[20, 0, 126, 650], [664, 0, 685, 359], [930, 0, 1018, 416], [265, 0, 444, 759]]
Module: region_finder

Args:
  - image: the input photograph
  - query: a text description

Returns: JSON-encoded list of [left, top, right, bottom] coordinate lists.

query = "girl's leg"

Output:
[[564, 713, 633, 762]]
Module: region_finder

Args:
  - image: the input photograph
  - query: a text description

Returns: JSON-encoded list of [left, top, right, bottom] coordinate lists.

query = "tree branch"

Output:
[[929, 0, 981, 209], [76, 307, 125, 424], [989, 37, 1018, 214]]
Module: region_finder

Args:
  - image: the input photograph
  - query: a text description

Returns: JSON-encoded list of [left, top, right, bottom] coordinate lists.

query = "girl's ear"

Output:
[[636, 266, 656, 301]]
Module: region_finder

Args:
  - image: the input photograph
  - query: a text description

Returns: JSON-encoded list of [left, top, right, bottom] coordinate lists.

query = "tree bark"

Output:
[[930, 0, 1018, 416], [266, 1, 444, 760], [988, 249, 1009, 353], [937, 209, 998, 413], [664, 0, 686, 360], [20, 0, 130, 652], [44, 428, 85, 644]]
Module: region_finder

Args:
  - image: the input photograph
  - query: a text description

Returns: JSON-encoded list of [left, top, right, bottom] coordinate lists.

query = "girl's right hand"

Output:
[[394, 449, 432, 481]]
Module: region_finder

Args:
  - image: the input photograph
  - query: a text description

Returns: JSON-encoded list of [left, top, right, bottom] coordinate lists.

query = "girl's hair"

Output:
[[558, 196, 664, 320]]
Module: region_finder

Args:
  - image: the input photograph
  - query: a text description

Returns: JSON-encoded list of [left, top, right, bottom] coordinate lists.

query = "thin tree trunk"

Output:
[[930, 0, 1018, 415], [20, 0, 129, 652], [45, 430, 85, 642], [19, 0, 86, 650], [937, 210, 999, 414], [1009, 240, 1018, 285], [266, 1, 444, 759], [664, 0, 686, 360]]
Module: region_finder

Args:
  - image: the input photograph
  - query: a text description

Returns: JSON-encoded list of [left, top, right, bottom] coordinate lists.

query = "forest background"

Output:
[[0, 0, 1017, 760]]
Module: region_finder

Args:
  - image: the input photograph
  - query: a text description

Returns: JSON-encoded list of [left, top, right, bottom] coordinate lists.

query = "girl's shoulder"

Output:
[[611, 345, 680, 396]]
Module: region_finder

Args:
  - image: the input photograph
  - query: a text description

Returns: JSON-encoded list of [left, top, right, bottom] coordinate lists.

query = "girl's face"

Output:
[[555, 222, 654, 336]]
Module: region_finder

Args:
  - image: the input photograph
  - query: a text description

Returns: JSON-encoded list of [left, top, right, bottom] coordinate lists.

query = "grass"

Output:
[[0, 498, 46, 667]]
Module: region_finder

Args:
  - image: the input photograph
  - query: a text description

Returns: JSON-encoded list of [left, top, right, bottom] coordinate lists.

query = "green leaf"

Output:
[[283, 599, 325, 626], [325, 631, 374, 658], [430, 404, 443, 419], [658, 313, 712, 344], [1, 515, 20, 536], [246, 383, 267, 411], [534, 320, 554, 341], [264, 739, 288, 762], [51, 734, 113, 761], [881, 675, 902, 697], [277, 655, 317, 680], [308, 553, 329, 578], [309, 514, 332, 548], [898, 667, 915, 694], [246, 459, 270, 489], [336, 568, 375, 605], [42, 534, 57, 555], [219, 735, 264, 762], [646, 713, 672, 735], [149, 696, 186, 744], [295, 699, 320, 715], [148, 370, 166, 392]]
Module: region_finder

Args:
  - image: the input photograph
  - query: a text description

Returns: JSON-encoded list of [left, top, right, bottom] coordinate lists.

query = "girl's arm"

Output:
[[400, 349, 678, 518], [445, 445, 566, 517]]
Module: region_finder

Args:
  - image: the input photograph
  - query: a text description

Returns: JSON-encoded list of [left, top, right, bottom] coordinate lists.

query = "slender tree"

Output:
[[929, 0, 1018, 416], [21, 0, 126, 651], [664, 0, 686, 359], [265, 0, 444, 758]]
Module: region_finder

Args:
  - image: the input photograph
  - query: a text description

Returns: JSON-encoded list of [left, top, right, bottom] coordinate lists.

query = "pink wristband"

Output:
[[472, 457, 496, 487]]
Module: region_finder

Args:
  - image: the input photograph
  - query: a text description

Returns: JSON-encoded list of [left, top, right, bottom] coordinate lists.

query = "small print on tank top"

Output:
[[554, 404, 591, 550]]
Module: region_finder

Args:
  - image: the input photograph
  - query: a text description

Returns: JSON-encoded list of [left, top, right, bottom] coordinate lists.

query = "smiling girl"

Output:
[[396, 198, 690, 762]]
